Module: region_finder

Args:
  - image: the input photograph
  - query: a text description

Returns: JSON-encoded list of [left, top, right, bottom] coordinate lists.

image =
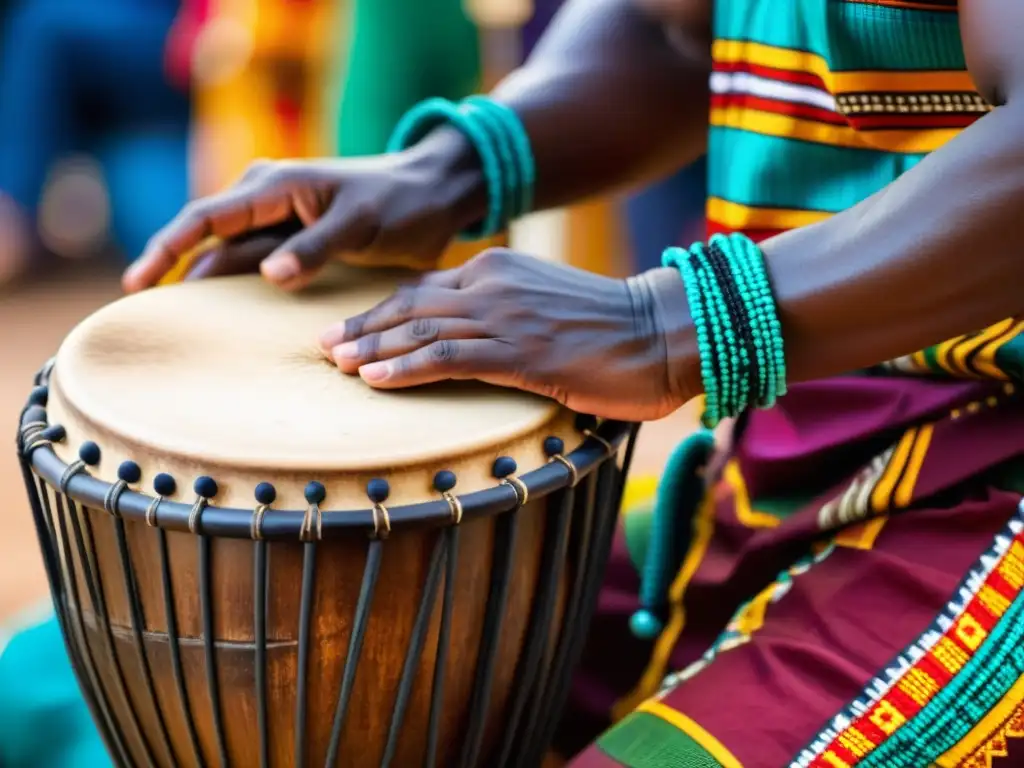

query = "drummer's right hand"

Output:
[[123, 137, 483, 293]]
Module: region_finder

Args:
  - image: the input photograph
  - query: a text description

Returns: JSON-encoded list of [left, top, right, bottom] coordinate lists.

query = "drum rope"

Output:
[[188, 497, 207, 534], [59, 460, 85, 495], [583, 428, 615, 457], [103, 481, 127, 517], [145, 497, 162, 527], [500, 476, 529, 506], [443, 492, 464, 525], [300, 501, 323, 542], [251, 503, 268, 540], [372, 503, 392, 539], [549, 454, 579, 487], [21, 422, 54, 454]]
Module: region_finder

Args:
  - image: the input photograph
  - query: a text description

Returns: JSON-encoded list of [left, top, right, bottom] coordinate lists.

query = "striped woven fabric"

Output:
[[561, 2, 1024, 766], [704, 0, 1023, 384]]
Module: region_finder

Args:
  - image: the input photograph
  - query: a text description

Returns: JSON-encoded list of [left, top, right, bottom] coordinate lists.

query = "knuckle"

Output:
[[343, 315, 366, 340], [409, 318, 440, 342], [473, 247, 513, 269], [428, 340, 458, 364], [392, 287, 417, 319], [357, 332, 381, 360], [242, 158, 274, 180]]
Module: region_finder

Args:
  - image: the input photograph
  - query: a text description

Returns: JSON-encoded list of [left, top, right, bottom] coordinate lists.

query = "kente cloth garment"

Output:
[[559, 1, 1024, 766]]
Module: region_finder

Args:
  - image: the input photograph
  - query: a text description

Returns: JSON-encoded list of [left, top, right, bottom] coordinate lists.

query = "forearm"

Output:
[[763, 102, 1024, 384], [409, 0, 711, 226]]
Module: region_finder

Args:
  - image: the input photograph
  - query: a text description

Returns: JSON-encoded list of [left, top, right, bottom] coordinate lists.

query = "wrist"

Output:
[[402, 126, 490, 234], [629, 267, 702, 406]]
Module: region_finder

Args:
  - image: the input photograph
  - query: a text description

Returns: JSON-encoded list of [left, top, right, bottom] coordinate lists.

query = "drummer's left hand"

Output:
[[319, 249, 699, 421]]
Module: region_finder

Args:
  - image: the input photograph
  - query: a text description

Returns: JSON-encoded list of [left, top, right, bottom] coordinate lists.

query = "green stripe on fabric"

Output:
[[922, 344, 943, 374], [624, 504, 656, 575], [827, 3, 966, 72], [990, 458, 1024, 496], [708, 128, 926, 212], [597, 712, 725, 768], [751, 491, 818, 521], [713, 1, 827, 57], [860, 589, 1024, 767], [994, 334, 1024, 384]]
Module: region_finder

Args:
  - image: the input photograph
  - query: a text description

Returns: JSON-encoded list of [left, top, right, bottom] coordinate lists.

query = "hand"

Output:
[[122, 130, 484, 293], [319, 248, 697, 421]]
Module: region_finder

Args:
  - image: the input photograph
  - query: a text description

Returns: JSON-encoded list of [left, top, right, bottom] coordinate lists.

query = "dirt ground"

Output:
[[0, 260, 698, 626]]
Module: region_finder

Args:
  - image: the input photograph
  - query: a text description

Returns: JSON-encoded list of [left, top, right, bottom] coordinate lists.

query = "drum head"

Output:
[[48, 266, 573, 508]]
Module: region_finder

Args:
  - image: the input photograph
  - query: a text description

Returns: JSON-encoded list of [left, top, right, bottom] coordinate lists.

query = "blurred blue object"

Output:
[[0, 0, 189, 263], [622, 157, 709, 273], [0, 612, 109, 767]]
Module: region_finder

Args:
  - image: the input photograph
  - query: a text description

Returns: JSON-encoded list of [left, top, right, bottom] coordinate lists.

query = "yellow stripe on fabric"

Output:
[[707, 197, 833, 232], [934, 674, 1024, 767], [612, 494, 717, 721], [973, 318, 1024, 379], [833, 516, 888, 551], [712, 39, 978, 96], [950, 318, 1016, 377], [894, 424, 933, 509], [711, 106, 960, 154], [637, 700, 745, 768], [724, 461, 780, 529], [712, 39, 832, 83], [621, 476, 660, 520], [830, 69, 981, 95], [731, 582, 777, 637], [869, 428, 917, 513]]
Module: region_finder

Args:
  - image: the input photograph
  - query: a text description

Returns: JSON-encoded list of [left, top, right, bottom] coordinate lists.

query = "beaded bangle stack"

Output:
[[663, 232, 787, 428], [387, 96, 536, 241]]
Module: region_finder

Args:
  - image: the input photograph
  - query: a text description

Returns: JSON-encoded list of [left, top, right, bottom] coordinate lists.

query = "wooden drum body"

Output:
[[15, 268, 637, 768]]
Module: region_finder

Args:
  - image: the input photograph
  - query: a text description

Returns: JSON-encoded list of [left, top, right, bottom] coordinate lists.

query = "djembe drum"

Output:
[[15, 267, 638, 768]]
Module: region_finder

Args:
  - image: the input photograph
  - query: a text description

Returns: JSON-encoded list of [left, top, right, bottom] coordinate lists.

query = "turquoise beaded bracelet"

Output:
[[387, 97, 506, 240], [458, 100, 520, 226], [463, 95, 536, 218], [663, 233, 786, 427], [386, 96, 537, 240]]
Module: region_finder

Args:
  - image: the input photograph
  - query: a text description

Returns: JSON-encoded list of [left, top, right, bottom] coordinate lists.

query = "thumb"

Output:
[[260, 199, 379, 289]]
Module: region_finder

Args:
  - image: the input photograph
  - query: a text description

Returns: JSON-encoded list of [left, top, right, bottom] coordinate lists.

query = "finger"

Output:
[[329, 318, 488, 373], [358, 339, 515, 389], [320, 286, 470, 350], [185, 224, 300, 280], [123, 184, 294, 293], [260, 196, 380, 290]]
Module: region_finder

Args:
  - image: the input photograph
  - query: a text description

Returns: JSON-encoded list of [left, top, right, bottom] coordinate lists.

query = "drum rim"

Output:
[[19, 361, 633, 540]]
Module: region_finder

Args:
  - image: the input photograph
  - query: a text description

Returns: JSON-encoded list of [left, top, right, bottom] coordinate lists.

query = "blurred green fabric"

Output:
[[336, 0, 481, 156]]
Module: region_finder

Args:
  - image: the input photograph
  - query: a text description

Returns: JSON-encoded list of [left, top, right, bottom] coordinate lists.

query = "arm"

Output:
[[760, 1, 1024, 385], [427, 0, 713, 222]]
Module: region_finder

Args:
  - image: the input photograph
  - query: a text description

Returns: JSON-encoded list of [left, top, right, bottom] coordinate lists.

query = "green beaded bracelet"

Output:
[[387, 97, 506, 240], [463, 95, 536, 218]]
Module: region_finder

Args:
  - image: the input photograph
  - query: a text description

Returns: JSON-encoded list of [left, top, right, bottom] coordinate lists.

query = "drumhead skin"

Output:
[[48, 265, 576, 509]]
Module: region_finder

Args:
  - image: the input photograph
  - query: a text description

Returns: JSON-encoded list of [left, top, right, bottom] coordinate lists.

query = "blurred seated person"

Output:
[[0, 0, 194, 285]]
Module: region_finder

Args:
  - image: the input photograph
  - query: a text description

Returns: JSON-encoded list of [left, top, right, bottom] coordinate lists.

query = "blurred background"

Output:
[[0, 0, 705, 644]]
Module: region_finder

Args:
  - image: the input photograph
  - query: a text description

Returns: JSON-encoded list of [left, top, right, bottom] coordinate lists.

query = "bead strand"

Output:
[[387, 96, 536, 240], [662, 232, 787, 427]]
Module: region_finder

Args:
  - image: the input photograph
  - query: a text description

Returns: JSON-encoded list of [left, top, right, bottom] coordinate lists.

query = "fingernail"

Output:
[[360, 362, 389, 382], [261, 253, 300, 282], [332, 342, 359, 361], [319, 325, 347, 350]]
